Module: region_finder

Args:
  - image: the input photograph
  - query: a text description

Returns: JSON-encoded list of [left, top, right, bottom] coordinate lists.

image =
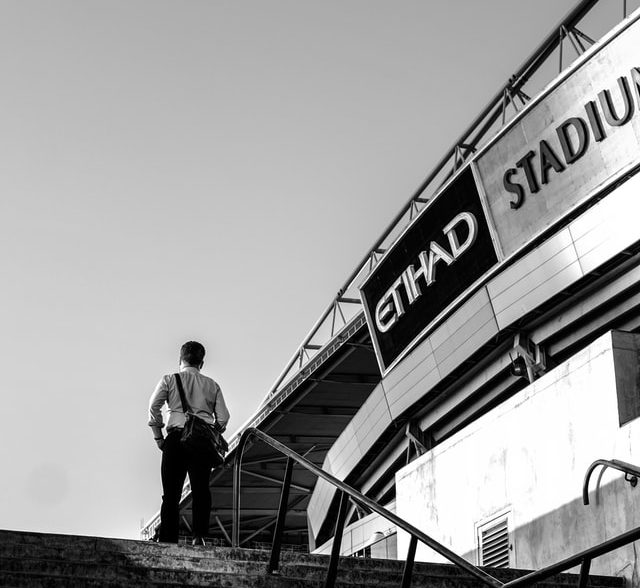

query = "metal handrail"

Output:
[[232, 427, 504, 588], [500, 524, 640, 588], [583, 458, 640, 505], [233, 429, 640, 588]]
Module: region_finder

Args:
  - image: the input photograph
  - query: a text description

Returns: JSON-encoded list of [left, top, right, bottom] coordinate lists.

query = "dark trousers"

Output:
[[159, 430, 212, 542]]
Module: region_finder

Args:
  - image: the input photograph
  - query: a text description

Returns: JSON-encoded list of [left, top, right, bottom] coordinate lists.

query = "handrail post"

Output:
[[401, 535, 418, 588], [583, 458, 640, 505], [239, 427, 502, 588], [232, 429, 252, 547], [232, 454, 241, 547], [267, 456, 294, 574], [324, 490, 350, 588], [579, 558, 591, 588]]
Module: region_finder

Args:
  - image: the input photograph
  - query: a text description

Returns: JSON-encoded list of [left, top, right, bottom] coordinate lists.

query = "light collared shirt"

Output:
[[148, 366, 230, 432]]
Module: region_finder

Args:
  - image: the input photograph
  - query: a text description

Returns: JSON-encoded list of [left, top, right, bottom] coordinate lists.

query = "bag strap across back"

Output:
[[174, 373, 191, 415], [175, 373, 224, 443]]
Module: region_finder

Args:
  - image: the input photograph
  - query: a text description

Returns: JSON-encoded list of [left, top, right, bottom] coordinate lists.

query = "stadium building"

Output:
[[143, 1, 640, 585]]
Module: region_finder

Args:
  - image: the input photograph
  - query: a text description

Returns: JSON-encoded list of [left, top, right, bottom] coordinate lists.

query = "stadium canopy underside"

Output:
[[209, 319, 380, 549]]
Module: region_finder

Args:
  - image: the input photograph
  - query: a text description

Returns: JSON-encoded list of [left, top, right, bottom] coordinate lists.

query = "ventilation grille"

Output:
[[479, 516, 509, 568]]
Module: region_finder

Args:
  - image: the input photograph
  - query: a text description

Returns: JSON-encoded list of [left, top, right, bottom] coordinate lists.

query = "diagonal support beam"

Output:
[[215, 516, 231, 545], [241, 468, 313, 493], [240, 518, 276, 546]]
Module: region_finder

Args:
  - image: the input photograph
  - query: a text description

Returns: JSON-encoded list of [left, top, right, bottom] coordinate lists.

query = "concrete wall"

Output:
[[395, 330, 640, 585]]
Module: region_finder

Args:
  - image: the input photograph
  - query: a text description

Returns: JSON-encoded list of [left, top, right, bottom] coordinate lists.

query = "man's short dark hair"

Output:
[[180, 341, 206, 367]]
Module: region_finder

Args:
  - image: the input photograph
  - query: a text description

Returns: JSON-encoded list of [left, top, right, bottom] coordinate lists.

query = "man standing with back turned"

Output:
[[148, 341, 230, 546]]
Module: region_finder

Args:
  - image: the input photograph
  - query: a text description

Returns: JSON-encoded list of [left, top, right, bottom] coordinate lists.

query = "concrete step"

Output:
[[0, 529, 626, 588]]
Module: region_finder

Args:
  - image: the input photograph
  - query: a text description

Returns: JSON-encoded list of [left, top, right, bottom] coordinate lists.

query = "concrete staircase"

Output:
[[0, 529, 626, 588]]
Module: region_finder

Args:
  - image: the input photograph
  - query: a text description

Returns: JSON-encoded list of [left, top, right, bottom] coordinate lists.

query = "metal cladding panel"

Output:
[[383, 289, 499, 420], [360, 166, 499, 374], [307, 383, 392, 542], [330, 421, 364, 481], [570, 171, 640, 274], [476, 17, 640, 258], [313, 503, 397, 556], [487, 228, 583, 330], [430, 287, 499, 378], [381, 335, 437, 392], [307, 475, 335, 538], [385, 342, 440, 420], [352, 383, 394, 451]]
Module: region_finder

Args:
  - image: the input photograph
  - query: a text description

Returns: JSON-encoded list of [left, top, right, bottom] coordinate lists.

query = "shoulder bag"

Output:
[[174, 373, 228, 467]]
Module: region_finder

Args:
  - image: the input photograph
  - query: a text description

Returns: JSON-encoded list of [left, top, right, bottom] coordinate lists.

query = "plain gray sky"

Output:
[[0, 0, 631, 539]]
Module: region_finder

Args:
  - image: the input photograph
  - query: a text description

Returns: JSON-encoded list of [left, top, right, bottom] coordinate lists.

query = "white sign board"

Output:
[[476, 19, 640, 257]]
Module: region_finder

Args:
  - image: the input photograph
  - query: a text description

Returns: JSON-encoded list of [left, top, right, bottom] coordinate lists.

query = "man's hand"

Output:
[[151, 425, 165, 450]]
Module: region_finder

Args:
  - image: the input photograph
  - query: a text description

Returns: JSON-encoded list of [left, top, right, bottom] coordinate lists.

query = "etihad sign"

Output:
[[375, 212, 478, 333], [360, 167, 499, 373], [362, 15, 640, 374]]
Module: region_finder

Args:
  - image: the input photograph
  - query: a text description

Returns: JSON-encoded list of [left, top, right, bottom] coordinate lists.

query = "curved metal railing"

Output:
[[583, 458, 640, 505], [233, 429, 640, 588], [232, 427, 504, 588], [502, 524, 640, 588]]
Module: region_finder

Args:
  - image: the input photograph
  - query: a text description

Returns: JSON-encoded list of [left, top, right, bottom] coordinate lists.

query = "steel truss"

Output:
[[264, 0, 635, 402]]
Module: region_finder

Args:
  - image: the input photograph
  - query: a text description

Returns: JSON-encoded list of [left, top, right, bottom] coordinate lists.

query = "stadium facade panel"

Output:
[[360, 10, 640, 377], [309, 8, 640, 584]]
